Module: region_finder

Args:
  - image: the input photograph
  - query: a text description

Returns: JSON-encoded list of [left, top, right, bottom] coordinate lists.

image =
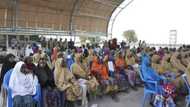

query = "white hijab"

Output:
[[9, 61, 38, 98]]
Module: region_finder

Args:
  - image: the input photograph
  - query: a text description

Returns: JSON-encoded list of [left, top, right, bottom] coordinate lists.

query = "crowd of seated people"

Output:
[[1, 38, 190, 107]]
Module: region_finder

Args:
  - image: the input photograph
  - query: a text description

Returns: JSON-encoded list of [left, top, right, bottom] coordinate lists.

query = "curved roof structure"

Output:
[[0, 0, 124, 37]]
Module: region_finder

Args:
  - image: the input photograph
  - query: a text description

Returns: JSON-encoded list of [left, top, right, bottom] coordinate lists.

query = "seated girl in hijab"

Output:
[[125, 51, 138, 90], [70, 53, 87, 78], [70, 53, 89, 107], [91, 56, 119, 101], [91, 54, 102, 76], [36, 57, 62, 107], [102, 59, 119, 101], [9, 61, 38, 107], [160, 53, 179, 79], [115, 52, 130, 91], [54, 58, 81, 107], [80, 51, 100, 100], [170, 52, 187, 90]]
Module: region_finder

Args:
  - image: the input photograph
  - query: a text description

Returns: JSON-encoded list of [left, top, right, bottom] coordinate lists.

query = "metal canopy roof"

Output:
[[0, 0, 124, 37]]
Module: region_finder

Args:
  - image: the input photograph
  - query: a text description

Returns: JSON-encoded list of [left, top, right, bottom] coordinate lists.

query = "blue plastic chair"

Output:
[[3, 69, 41, 107], [139, 55, 162, 107], [181, 74, 190, 107], [66, 55, 74, 71], [138, 68, 160, 107]]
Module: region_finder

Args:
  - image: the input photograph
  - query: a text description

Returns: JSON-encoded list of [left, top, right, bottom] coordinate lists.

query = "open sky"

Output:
[[112, 0, 190, 44]]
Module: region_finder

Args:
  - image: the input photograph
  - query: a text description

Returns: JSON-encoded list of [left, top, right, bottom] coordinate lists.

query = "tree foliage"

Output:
[[123, 30, 138, 43]]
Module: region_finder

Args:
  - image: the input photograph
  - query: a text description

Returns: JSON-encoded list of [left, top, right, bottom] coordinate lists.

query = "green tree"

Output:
[[123, 30, 138, 44]]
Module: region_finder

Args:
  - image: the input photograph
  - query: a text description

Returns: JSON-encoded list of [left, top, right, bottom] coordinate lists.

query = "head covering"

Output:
[[74, 53, 81, 62], [171, 52, 187, 72], [13, 61, 24, 73], [151, 54, 161, 64]]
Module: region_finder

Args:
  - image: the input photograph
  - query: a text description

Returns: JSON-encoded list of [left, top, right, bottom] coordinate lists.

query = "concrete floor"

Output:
[[90, 88, 186, 107], [90, 89, 146, 107]]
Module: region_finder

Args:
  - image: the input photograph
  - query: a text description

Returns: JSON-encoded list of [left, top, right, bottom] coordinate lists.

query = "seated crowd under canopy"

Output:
[[1, 38, 190, 107]]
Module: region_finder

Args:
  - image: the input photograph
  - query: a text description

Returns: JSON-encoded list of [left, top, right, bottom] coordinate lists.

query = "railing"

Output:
[[147, 43, 184, 49], [0, 27, 107, 37]]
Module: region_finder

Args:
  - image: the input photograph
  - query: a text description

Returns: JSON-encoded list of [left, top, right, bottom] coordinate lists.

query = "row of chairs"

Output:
[[4, 56, 190, 107]]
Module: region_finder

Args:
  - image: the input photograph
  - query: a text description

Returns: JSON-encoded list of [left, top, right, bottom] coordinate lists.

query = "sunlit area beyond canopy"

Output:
[[113, 0, 190, 44]]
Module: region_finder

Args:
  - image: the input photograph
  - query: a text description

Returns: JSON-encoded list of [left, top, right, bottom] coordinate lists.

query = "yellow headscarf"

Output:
[[171, 52, 187, 72], [159, 54, 174, 74], [54, 58, 74, 91], [151, 54, 163, 74], [33, 52, 46, 65], [71, 53, 87, 78]]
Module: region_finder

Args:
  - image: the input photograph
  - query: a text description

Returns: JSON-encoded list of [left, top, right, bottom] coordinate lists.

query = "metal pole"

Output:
[[69, 0, 79, 39], [6, 35, 9, 51], [109, 0, 134, 39], [4, 9, 7, 27], [15, 0, 19, 28], [12, 0, 16, 30]]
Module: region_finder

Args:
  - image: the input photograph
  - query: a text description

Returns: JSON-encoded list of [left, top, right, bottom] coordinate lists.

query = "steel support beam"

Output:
[[73, 13, 108, 20], [6, 35, 8, 51], [107, 0, 134, 39], [4, 8, 8, 27], [0, 0, 124, 39], [0, 27, 106, 37], [69, 0, 80, 38], [92, 0, 121, 7]]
